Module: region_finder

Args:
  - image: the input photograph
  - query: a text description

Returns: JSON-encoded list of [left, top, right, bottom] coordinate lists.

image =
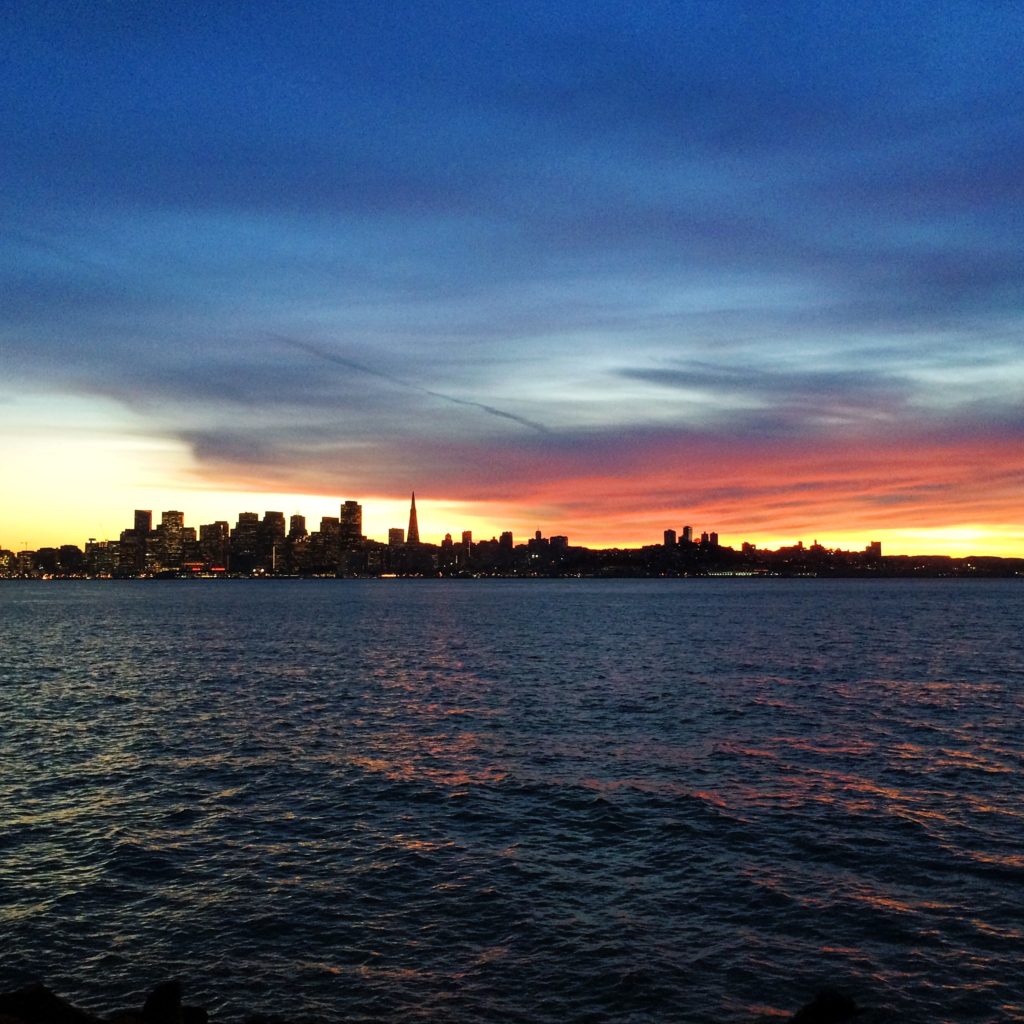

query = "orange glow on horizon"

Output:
[[5, 488, 1023, 559], [2, 399, 1023, 557]]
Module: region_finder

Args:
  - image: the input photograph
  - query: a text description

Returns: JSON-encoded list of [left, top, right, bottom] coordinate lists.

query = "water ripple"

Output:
[[1, 578, 1022, 1022]]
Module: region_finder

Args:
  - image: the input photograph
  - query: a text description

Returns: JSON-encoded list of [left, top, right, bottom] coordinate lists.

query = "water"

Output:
[[1, 579, 1022, 1023]]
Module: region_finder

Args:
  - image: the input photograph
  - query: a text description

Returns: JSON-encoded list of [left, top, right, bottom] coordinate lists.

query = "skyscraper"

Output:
[[160, 510, 185, 567], [261, 511, 286, 541], [230, 512, 260, 573], [339, 500, 363, 547], [124, 509, 152, 573], [407, 491, 420, 545], [259, 512, 286, 572], [199, 521, 229, 568]]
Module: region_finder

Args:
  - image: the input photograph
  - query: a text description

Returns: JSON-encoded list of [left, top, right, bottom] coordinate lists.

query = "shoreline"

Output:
[[0, 980, 879, 1024], [2, 567, 1023, 581]]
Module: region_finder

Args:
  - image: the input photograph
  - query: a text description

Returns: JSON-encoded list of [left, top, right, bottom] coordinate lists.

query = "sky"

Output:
[[2, 0, 1023, 554]]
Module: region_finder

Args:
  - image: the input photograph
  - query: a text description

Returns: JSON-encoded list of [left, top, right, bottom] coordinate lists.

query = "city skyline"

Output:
[[9, 492, 1024, 579], [1, 483, 1021, 559], [0, 492, 755, 557], [0, 490, 996, 563], [3, 3, 1023, 558]]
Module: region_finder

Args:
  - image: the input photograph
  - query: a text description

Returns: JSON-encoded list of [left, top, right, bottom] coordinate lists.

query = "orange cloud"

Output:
[[411, 427, 1024, 554]]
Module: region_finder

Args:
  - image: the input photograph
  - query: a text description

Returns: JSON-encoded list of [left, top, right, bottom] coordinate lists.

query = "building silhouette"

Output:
[[231, 512, 260, 572], [407, 492, 420, 545], [9, 496, 964, 581], [199, 521, 229, 569], [159, 511, 186, 568], [339, 500, 363, 547]]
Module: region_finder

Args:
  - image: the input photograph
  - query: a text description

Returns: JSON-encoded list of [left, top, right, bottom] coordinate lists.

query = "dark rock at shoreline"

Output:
[[142, 980, 184, 1024], [139, 980, 206, 1024], [109, 979, 208, 1024], [789, 988, 861, 1023], [0, 983, 103, 1024], [0, 983, 208, 1024], [2, 979, 879, 1024]]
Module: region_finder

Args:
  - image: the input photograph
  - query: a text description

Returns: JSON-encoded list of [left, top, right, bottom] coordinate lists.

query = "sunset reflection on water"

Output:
[[1, 579, 1022, 1023]]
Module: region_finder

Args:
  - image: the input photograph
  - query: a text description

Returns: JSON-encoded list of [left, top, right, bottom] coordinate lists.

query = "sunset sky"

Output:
[[3, 1, 1023, 554]]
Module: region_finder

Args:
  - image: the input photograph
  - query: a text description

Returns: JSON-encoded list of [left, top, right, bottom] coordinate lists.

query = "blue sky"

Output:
[[2, 1, 1023, 550]]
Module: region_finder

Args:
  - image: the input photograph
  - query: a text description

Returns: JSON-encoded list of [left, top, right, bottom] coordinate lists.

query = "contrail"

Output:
[[272, 334, 549, 434]]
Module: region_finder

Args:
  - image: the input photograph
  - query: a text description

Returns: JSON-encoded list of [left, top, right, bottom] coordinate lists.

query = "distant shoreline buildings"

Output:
[[2, 493, 1022, 579], [2, 497, 1024, 581]]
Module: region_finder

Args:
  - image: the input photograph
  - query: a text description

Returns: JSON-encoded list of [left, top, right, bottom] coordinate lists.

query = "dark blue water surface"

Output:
[[1, 579, 1022, 1023]]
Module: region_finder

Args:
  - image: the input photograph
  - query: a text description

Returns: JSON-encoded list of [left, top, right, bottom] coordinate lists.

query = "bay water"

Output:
[[1, 579, 1021, 1022]]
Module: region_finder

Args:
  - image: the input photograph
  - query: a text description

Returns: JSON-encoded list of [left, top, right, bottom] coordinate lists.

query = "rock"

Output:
[[789, 987, 861, 1023], [141, 981, 182, 1024], [0, 983, 103, 1024], [141, 981, 207, 1024]]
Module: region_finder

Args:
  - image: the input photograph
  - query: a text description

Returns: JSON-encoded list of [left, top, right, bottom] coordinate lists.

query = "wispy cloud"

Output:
[[2, 1, 1023, 548], [274, 336, 549, 434]]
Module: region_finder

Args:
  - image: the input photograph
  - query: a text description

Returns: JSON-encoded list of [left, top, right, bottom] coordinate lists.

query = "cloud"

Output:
[[275, 336, 549, 434], [3, 1, 1023, 549], [617, 363, 913, 419]]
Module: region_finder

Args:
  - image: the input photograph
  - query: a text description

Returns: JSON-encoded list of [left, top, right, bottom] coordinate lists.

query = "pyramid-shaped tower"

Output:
[[407, 491, 420, 545]]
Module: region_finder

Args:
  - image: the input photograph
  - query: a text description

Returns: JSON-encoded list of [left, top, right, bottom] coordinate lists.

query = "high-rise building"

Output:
[[122, 509, 152, 573], [58, 545, 84, 573], [234, 512, 259, 533], [389, 528, 405, 546], [84, 540, 119, 576], [306, 517, 340, 574], [200, 521, 229, 568], [160, 510, 185, 567], [439, 532, 455, 569], [339, 500, 363, 547], [258, 512, 286, 572], [230, 512, 260, 572], [289, 514, 307, 540], [262, 511, 286, 538], [407, 492, 420, 545], [663, 529, 677, 547], [681, 525, 693, 544]]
